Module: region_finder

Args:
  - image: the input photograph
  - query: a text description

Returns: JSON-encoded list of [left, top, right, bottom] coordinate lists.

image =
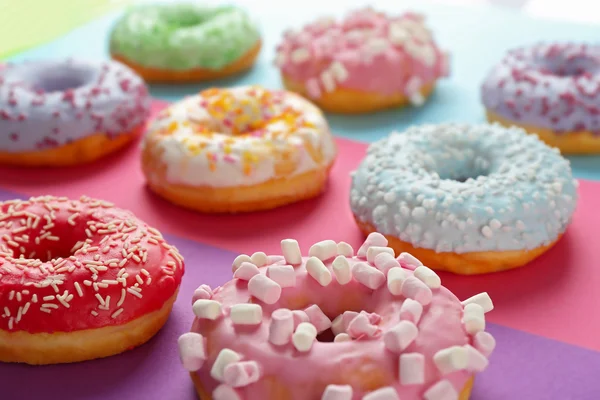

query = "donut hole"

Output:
[[436, 153, 492, 183], [15, 238, 80, 262], [29, 65, 94, 93], [537, 53, 599, 77]]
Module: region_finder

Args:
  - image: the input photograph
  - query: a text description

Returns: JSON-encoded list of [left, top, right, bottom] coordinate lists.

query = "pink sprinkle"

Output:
[[9, 133, 18, 142]]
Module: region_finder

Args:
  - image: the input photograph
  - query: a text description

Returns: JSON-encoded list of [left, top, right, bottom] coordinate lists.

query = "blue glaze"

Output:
[[350, 123, 578, 253], [0, 59, 150, 152]]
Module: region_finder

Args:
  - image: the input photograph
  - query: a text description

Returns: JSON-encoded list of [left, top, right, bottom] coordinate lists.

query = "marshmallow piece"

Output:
[[223, 361, 261, 387], [333, 333, 351, 342], [292, 310, 310, 329], [374, 252, 400, 274], [331, 314, 345, 336], [248, 274, 282, 305], [433, 346, 468, 374], [387, 267, 408, 295], [366, 246, 394, 264], [462, 303, 485, 334], [269, 308, 294, 345], [414, 266, 441, 289], [363, 386, 400, 400], [192, 284, 213, 303], [308, 240, 338, 261], [357, 232, 388, 258], [423, 380, 459, 400], [352, 262, 386, 290], [322, 384, 353, 400], [267, 255, 286, 264], [230, 304, 263, 325], [473, 331, 496, 357], [332, 255, 352, 285], [193, 299, 222, 320], [232, 254, 252, 272], [464, 345, 489, 372], [340, 311, 359, 331], [399, 352, 425, 385], [336, 242, 354, 257], [399, 298, 423, 324], [267, 265, 296, 288], [178, 332, 206, 371], [396, 252, 423, 269], [347, 313, 379, 339], [281, 239, 302, 265], [233, 262, 260, 281], [211, 349, 241, 382], [250, 252, 268, 267], [292, 322, 318, 352], [306, 256, 333, 286], [213, 385, 242, 400], [461, 292, 494, 313], [304, 304, 332, 333], [401, 276, 433, 305], [383, 320, 418, 352]]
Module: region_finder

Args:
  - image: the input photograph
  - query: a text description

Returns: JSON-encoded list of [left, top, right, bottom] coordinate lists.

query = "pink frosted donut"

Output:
[[274, 7, 450, 114], [178, 234, 495, 400]]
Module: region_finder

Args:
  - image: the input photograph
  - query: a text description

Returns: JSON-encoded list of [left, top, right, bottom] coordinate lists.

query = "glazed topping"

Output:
[[350, 123, 578, 254], [0, 59, 150, 153], [110, 4, 261, 70], [275, 7, 449, 102], [0, 196, 184, 333], [179, 235, 495, 400], [481, 43, 600, 133], [143, 86, 337, 187]]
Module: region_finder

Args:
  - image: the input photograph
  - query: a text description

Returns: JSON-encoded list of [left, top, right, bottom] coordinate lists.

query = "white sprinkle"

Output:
[[111, 308, 124, 319], [481, 226, 493, 238]]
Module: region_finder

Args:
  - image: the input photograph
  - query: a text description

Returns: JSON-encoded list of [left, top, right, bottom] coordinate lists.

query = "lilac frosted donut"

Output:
[[0, 59, 151, 166], [481, 43, 600, 154]]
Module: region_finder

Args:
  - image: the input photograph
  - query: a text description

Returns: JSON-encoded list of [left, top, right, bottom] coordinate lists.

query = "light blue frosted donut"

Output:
[[350, 123, 578, 254]]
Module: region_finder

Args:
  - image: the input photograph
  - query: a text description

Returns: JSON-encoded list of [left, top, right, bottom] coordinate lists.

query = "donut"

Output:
[[109, 3, 262, 83], [0, 195, 184, 365], [350, 123, 578, 275], [177, 236, 496, 400], [0, 59, 150, 167], [142, 86, 338, 213], [274, 7, 449, 114], [482, 43, 600, 154]]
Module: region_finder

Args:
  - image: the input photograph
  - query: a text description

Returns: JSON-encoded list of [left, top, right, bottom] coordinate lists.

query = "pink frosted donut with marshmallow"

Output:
[[275, 7, 449, 113], [179, 235, 495, 400]]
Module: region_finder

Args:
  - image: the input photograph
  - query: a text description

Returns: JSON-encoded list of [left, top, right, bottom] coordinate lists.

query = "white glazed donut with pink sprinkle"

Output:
[[178, 234, 496, 400]]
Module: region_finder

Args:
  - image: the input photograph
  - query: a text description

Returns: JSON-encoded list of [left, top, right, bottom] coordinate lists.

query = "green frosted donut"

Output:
[[109, 3, 261, 71]]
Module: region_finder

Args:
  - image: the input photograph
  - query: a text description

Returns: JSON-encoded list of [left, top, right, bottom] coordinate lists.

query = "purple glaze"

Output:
[[0, 59, 151, 152], [481, 43, 600, 134]]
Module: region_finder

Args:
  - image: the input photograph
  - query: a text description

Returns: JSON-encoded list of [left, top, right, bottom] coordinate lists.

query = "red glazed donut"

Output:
[[0, 195, 184, 365]]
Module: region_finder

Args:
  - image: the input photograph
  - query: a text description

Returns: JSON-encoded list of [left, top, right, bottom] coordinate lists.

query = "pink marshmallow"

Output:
[[352, 262, 386, 290], [423, 380, 458, 400], [304, 304, 332, 333], [364, 311, 382, 325], [465, 345, 489, 372], [374, 252, 400, 274], [322, 384, 353, 400], [269, 308, 294, 345], [223, 361, 261, 387], [347, 313, 380, 339], [292, 310, 310, 329], [357, 232, 388, 258], [396, 252, 423, 270], [267, 264, 296, 288], [233, 262, 260, 281], [177, 332, 206, 372], [363, 387, 400, 400], [383, 321, 418, 353], [340, 311, 359, 331], [399, 298, 424, 324], [401, 276, 433, 305], [248, 274, 282, 305], [473, 331, 496, 357], [191, 284, 213, 304], [399, 352, 425, 385], [213, 384, 242, 400]]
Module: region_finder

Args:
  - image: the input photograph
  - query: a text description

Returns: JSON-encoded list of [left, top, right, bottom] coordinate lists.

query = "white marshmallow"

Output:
[[192, 284, 213, 303], [322, 384, 352, 400], [250, 252, 268, 267], [308, 240, 338, 261], [401, 276, 433, 305], [213, 385, 242, 400], [333, 333, 351, 343], [292, 322, 318, 352], [223, 361, 261, 387], [433, 346, 468, 374], [347, 313, 379, 339], [233, 262, 260, 281], [423, 380, 458, 400], [332, 255, 352, 285], [387, 267, 408, 295], [269, 308, 294, 345], [248, 274, 282, 305], [306, 256, 332, 286], [366, 246, 394, 264], [292, 310, 310, 328], [414, 266, 441, 289], [473, 331, 496, 357], [304, 304, 332, 333], [336, 242, 354, 257], [363, 386, 400, 400], [396, 252, 423, 269], [178, 332, 206, 372], [193, 299, 222, 320], [462, 303, 485, 334], [461, 292, 494, 313], [374, 252, 400, 274], [230, 304, 263, 325], [464, 345, 489, 372], [357, 232, 388, 258], [399, 298, 423, 324], [399, 352, 425, 385], [383, 321, 418, 352], [352, 262, 386, 289], [232, 254, 252, 272], [210, 349, 241, 382], [267, 265, 296, 288], [331, 314, 345, 336], [281, 239, 302, 265]]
